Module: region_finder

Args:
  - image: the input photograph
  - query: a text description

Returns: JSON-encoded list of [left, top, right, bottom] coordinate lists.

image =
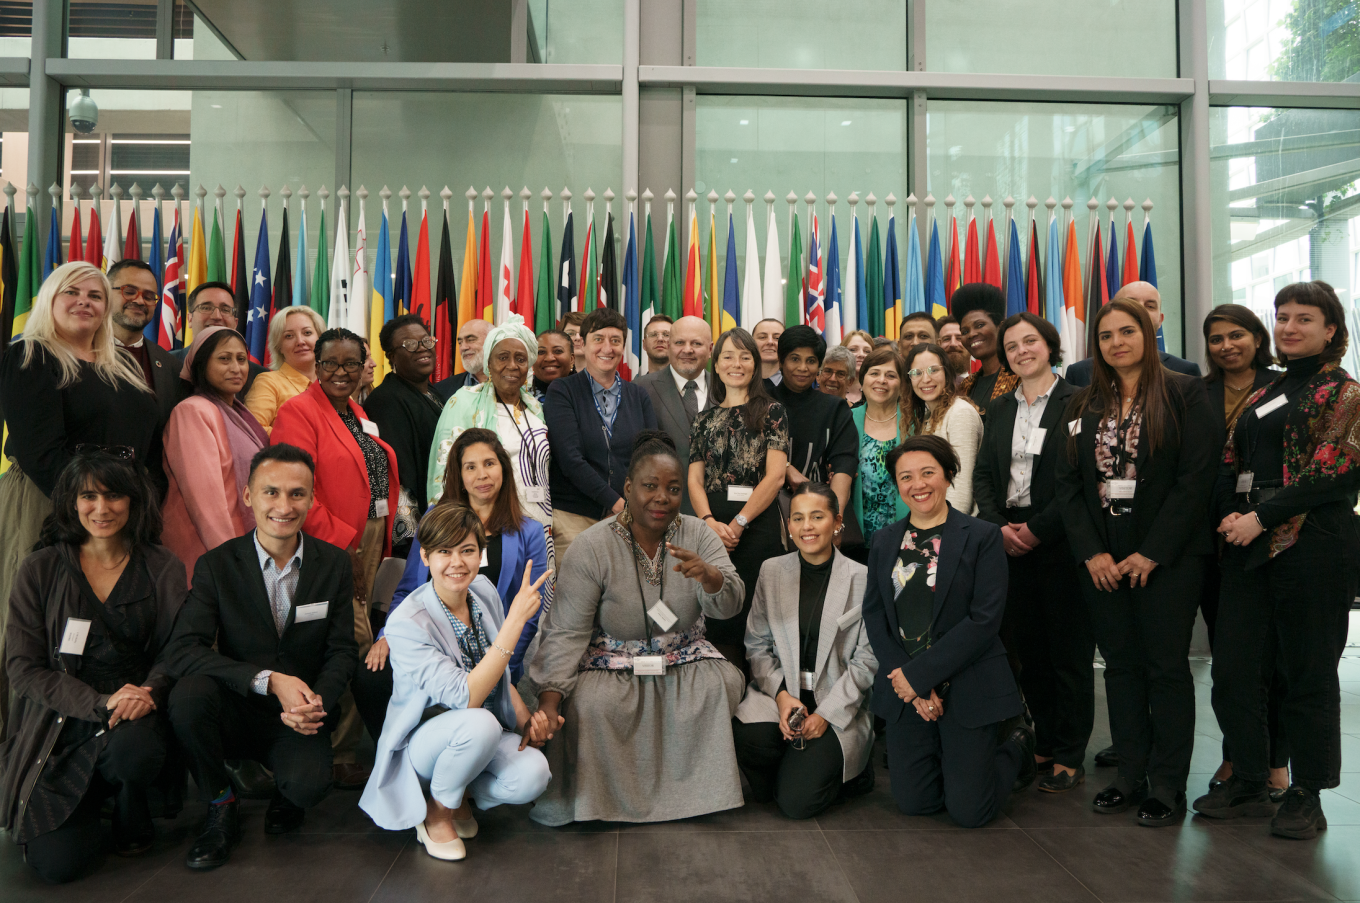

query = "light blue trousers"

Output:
[[407, 707, 550, 810]]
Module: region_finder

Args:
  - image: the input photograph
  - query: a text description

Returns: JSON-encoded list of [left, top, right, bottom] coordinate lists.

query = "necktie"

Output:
[[683, 380, 699, 424]]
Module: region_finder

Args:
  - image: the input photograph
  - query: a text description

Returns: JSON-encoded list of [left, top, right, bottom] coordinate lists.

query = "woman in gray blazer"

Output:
[[733, 482, 878, 818]]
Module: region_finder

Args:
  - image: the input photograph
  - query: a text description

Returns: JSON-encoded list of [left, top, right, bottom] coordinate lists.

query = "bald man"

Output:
[[433, 317, 492, 395], [1064, 281, 1201, 387], [635, 315, 713, 515]]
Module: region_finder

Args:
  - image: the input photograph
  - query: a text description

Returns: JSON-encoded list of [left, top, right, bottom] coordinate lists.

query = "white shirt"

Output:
[[670, 366, 709, 414], [1005, 376, 1057, 509], [113, 335, 145, 349]]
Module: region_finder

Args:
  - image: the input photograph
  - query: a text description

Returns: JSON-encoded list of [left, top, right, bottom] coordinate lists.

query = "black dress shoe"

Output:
[[1038, 766, 1085, 794], [112, 786, 155, 857], [1137, 793, 1186, 827], [185, 801, 240, 871], [1092, 779, 1148, 814], [1006, 721, 1038, 793], [1094, 745, 1119, 768], [265, 792, 305, 834], [226, 759, 277, 801]]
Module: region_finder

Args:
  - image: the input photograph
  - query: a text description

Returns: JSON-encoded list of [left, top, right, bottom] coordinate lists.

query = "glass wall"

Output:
[[696, 0, 907, 70], [1210, 0, 1360, 81], [927, 101, 1184, 351], [527, 0, 623, 64]]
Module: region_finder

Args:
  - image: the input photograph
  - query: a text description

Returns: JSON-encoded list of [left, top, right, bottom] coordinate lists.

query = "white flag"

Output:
[[102, 199, 123, 273], [741, 201, 761, 332], [497, 198, 514, 325], [349, 195, 368, 336], [843, 214, 859, 335], [328, 198, 349, 329], [762, 205, 782, 323]]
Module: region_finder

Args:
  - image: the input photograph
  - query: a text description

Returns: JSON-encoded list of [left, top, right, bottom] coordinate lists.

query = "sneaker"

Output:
[[1192, 775, 1276, 819], [1270, 786, 1327, 840]]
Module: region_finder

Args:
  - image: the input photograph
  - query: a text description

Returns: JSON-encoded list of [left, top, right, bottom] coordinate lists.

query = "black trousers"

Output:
[[884, 712, 1022, 829], [1211, 509, 1359, 790], [24, 715, 166, 884], [731, 718, 844, 819], [352, 660, 393, 744], [1083, 516, 1204, 800], [1000, 527, 1094, 768], [704, 491, 783, 651], [168, 674, 333, 807]]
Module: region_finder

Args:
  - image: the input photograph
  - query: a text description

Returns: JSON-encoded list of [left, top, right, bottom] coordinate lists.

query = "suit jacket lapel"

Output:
[[775, 555, 802, 676], [499, 527, 523, 600], [931, 510, 966, 624], [992, 397, 1018, 484], [813, 550, 852, 678], [420, 586, 463, 666], [236, 535, 282, 641], [655, 367, 692, 429], [880, 520, 908, 646]]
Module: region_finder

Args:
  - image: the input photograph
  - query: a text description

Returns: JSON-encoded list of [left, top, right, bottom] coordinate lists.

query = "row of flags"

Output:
[[0, 183, 1162, 386]]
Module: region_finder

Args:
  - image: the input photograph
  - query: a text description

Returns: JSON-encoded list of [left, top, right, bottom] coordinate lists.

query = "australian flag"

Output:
[[245, 208, 271, 365]]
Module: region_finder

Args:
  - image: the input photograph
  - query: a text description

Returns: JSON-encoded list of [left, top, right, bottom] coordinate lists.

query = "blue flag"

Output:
[[43, 207, 60, 280], [394, 211, 412, 317], [825, 214, 841, 340], [1140, 219, 1163, 351], [851, 216, 868, 329], [144, 205, 164, 343], [622, 212, 641, 376], [375, 210, 393, 323], [904, 213, 923, 314], [883, 214, 901, 337], [925, 217, 945, 318], [246, 208, 271, 365], [722, 212, 739, 333], [1045, 216, 1063, 328], [1005, 218, 1025, 317], [1105, 222, 1120, 303]]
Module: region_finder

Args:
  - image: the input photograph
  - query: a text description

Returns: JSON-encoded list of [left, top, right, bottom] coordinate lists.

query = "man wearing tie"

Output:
[[636, 315, 713, 515], [161, 444, 365, 871]]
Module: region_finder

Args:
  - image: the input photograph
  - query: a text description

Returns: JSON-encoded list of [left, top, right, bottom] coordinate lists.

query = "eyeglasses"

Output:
[[117, 284, 160, 304], [907, 366, 945, 379], [193, 303, 236, 318], [73, 443, 135, 460], [399, 336, 437, 352], [317, 360, 365, 374]]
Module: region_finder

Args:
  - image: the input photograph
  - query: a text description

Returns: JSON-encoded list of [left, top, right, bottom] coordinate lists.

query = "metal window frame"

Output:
[[10, 0, 1360, 358]]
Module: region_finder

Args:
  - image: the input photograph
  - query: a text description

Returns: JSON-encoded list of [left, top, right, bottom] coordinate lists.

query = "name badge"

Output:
[[633, 655, 666, 676], [1236, 471, 1254, 494], [647, 600, 678, 632], [526, 486, 548, 504], [361, 419, 381, 437], [1025, 427, 1047, 455], [727, 485, 754, 502], [1256, 395, 1288, 418], [60, 618, 92, 655], [294, 601, 329, 623], [1106, 479, 1136, 500], [1068, 418, 1082, 436], [835, 605, 863, 630], [480, 547, 489, 568], [799, 670, 816, 691], [374, 499, 389, 518]]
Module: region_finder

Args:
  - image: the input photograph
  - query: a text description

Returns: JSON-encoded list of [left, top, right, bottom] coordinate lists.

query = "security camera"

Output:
[[69, 89, 98, 134]]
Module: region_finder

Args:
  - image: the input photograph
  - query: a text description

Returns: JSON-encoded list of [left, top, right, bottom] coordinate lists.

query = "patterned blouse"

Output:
[[891, 526, 941, 658], [860, 432, 899, 538], [688, 402, 790, 494], [439, 596, 500, 711], [1093, 405, 1141, 508], [339, 408, 391, 518]]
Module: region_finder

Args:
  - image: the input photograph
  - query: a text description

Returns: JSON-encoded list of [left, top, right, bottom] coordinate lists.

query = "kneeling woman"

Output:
[[1, 452, 187, 883], [528, 431, 747, 825], [863, 436, 1036, 828], [361, 505, 555, 860], [733, 483, 878, 819]]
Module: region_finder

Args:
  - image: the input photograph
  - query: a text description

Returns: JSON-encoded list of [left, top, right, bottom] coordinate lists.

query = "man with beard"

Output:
[[953, 284, 1018, 410], [897, 312, 937, 354], [642, 314, 672, 373], [935, 315, 971, 387], [433, 317, 490, 396], [171, 281, 266, 399], [108, 259, 180, 495], [636, 315, 712, 514]]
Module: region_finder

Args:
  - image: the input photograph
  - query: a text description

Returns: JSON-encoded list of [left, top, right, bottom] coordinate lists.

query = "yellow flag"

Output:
[[454, 208, 477, 375], [185, 205, 208, 343]]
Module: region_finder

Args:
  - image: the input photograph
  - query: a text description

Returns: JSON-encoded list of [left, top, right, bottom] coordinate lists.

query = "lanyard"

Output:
[[626, 523, 667, 644], [592, 383, 617, 437], [500, 401, 544, 486], [1112, 400, 1140, 474]]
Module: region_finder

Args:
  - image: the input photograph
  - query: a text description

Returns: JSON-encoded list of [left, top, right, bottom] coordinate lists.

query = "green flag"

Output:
[[865, 215, 883, 340], [641, 211, 658, 325], [661, 211, 681, 319], [584, 216, 599, 310], [535, 209, 554, 334], [11, 204, 38, 343], [311, 206, 329, 319], [207, 207, 226, 282], [785, 212, 802, 327]]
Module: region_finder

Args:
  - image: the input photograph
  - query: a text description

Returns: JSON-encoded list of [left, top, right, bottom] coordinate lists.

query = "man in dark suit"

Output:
[[171, 281, 266, 399], [162, 445, 364, 871], [636, 315, 712, 515], [1065, 282, 1201, 387], [432, 316, 490, 397]]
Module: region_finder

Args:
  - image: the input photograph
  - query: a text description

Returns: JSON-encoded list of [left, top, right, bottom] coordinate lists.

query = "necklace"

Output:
[[1224, 376, 1253, 392], [865, 409, 898, 423]]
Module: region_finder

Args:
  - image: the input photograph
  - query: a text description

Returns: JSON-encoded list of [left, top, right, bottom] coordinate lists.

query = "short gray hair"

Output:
[[822, 345, 855, 374]]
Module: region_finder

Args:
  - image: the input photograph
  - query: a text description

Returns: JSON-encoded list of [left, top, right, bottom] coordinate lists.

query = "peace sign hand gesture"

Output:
[[507, 559, 553, 625], [666, 543, 724, 594]]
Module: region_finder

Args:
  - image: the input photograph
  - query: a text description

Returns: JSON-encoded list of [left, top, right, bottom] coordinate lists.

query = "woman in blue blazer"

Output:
[[862, 435, 1037, 828], [371, 428, 550, 682], [359, 504, 556, 861]]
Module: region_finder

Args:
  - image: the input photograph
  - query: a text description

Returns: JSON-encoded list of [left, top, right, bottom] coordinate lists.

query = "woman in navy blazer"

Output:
[[863, 435, 1035, 829], [375, 428, 549, 682]]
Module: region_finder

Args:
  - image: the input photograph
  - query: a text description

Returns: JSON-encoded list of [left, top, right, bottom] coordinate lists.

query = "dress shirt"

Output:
[[591, 371, 624, 433], [1005, 377, 1056, 509], [250, 529, 305, 694], [114, 335, 155, 388], [670, 367, 709, 413]]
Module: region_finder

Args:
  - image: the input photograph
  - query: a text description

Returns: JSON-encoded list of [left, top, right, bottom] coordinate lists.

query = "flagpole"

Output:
[[1061, 196, 1074, 274], [786, 191, 796, 254], [804, 190, 816, 264], [827, 189, 838, 342], [562, 186, 572, 230]]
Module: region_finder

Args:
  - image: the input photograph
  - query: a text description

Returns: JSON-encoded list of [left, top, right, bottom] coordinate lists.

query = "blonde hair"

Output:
[[267, 305, 325, 371], [842, 329, 875, 351], [19, 261, 151, 392]]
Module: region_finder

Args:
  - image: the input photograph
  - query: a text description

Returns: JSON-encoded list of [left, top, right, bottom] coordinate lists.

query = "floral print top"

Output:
[[688, 402, 790, 494], [1093, 405, 1141, 509], [860, 432, 899, 539], [339, 408, 391, 518], [891, 526, 941, 658]]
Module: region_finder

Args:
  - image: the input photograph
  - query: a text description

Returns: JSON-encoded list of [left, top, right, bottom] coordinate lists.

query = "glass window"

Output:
[[1211, 0, 1360, 81], [1209, 106, 1360, 371], [928, 0, 1176, 78], [67, 0, 194, 60], [527, 0, 623, 64], [697, 0, 906, 70], [927, 101, 1184, 354]]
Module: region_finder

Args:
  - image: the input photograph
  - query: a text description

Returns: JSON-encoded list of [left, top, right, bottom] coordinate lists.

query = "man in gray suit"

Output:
[[1065, 281, 1201, 387], [635, 315, 712, 515]]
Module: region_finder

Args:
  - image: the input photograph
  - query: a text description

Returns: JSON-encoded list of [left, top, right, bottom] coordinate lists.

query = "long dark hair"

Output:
[[188, 328, 249, 395], [440, 427, 525, 537], [709, 327, 774, 432], [902, 342, 967, 435], [38, 451, 162, 548], [1202, 304, 1272, 382], [1071, 297, 1174, 452]]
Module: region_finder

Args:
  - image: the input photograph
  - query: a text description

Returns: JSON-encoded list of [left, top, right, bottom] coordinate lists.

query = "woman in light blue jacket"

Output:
[[360, 505, 557, 861]]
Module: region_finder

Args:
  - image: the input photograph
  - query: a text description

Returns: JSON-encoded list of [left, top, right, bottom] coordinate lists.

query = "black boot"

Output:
[[225, 759, 277, 800], [185, 800, 240, 871], [112, 785, 155, 857], [265, 791, 306, 834]]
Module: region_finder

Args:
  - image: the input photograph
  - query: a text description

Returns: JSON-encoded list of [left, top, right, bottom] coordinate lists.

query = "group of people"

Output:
[[0, 258, 1355, 884]]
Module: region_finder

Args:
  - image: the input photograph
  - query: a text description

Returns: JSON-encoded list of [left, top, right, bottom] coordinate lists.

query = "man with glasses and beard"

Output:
[[171, 281, 266, 399]]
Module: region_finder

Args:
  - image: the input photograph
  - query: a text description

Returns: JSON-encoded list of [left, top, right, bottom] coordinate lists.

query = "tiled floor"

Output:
[[5, 656, 1360, 903]]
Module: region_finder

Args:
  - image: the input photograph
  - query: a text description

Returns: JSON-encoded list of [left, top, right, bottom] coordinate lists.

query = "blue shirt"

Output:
[[439, 596, 501, 711], [250, 530, 304, 694], [591, 372, 623, 433]]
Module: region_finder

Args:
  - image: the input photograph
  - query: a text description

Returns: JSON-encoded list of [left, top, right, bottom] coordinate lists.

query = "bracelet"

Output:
[[701, 514, 715, 521], [491, 642, 513, 658]]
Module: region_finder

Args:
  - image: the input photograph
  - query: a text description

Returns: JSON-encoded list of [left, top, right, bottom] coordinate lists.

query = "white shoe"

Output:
[[452, 814, 478, 839], [415, 821, 466, 861]]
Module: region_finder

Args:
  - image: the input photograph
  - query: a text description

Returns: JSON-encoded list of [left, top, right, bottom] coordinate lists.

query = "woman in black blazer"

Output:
[[863, 434, 1035, 829], [1056, 298, 1215, 827], [973, 312, 1092, 794]]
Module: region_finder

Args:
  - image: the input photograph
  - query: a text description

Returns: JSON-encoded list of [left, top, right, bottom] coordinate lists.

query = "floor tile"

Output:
[[824, 829, 1098, 903], [1227, 824, 1360, 901], [618, 831, 856, 903], [372, 831, 617, 903], [1027, 824, 1334, 901], [617, 796, 818, 832], [0, 820, 181, 903]]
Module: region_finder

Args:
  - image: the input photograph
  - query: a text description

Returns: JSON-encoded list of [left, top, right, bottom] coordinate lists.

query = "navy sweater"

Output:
[[545, 369, 658, 518]]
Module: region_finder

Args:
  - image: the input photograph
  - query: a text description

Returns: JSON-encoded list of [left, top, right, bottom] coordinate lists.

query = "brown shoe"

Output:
[[332, 763, 371, 790]]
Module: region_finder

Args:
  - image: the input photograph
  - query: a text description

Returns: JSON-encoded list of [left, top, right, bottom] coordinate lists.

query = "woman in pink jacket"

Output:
[[161, 326, 269, 578]]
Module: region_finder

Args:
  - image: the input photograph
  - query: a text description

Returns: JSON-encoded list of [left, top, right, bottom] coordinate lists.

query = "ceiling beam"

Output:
[[1209, 79, 1360, 109]]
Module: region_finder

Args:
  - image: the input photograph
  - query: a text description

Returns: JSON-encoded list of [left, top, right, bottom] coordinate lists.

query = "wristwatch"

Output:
[[735, 514, 749, 528]]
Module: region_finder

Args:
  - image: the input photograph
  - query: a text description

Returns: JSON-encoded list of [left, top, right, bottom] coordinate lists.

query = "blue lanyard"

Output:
[[592, 383, 617, 437]]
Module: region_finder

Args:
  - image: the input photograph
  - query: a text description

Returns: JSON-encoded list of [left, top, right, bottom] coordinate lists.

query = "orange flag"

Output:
[[983, 218, 1002, 288], [410, 208, 431, 325], [476, 205, 493, 322], [453, 204, 477, 375], [963, 216, 981, 285], [1122, 220, 1139, 287], [682, 206, 702, 318]]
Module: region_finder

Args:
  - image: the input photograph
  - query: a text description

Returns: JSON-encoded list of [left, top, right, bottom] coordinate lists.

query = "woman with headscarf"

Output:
[[160, 327, 269, 579]]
